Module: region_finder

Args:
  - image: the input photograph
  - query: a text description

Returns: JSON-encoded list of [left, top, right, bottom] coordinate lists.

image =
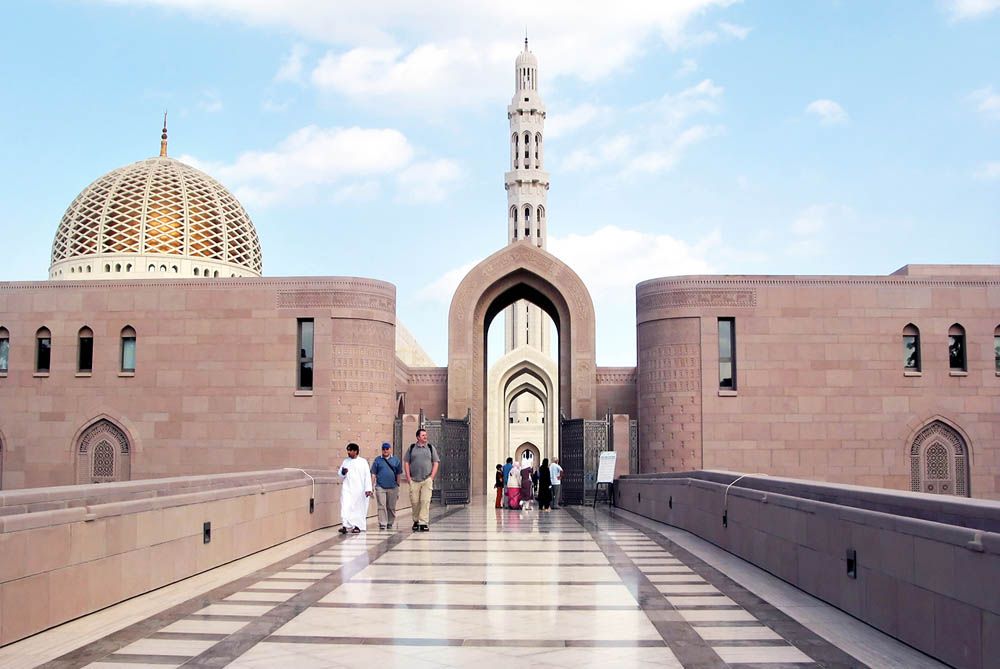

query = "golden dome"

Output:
[[50, 147, 262, 280]]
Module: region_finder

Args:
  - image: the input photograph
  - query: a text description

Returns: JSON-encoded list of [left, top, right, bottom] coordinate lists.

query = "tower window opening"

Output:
[[78, 326, 94, 373], [120, 326, 136, 373], [948, 324, 967, 371], [0, 327, 9, 373], [297, 318, 314, 391], [36, 327, 52, 374], [903, 324, 920, 372]]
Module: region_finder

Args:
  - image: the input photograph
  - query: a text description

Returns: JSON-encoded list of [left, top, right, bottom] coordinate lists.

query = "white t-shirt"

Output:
[[550, 463, 563, 485]]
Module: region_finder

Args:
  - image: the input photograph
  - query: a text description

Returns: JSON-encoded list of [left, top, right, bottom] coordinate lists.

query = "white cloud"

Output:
[[198, 90, 223, 113], [546, 103, 607, 139], [944, 0, 1000, 20], [274, 43, 307, 83], [718, 22, 752, 39], [805, 99, 849, 125], [417, 225, 717, 306], [975, 161, 1000, 180], [103, 1, 739, 108], [396, 159, 463, 203], [970, 86, 1000, 120], [563, 79, 724, 175], [180, 125, 458, 207], [787, 204, 853, 257], [417, 260, 478, 303], [549, 226, 717, 297], [675, 58, 698, 78]]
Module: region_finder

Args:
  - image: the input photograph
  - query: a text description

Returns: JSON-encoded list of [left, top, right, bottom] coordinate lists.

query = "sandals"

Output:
[[351, 527, 362, 534], [338, 527, 348, 534]]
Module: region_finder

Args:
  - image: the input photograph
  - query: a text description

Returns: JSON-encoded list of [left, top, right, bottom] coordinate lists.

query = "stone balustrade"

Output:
[[0, 469, 406, 646], [615, 471, 1000, 669]]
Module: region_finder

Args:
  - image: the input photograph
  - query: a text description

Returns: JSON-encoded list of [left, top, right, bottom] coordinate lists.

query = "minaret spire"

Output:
[[504, 39, 550, 354], [159, 111, 168, 157]]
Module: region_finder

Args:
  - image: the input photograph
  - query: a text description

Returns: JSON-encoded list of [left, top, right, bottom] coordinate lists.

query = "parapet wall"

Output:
[[616, 471, 1000, 669], [0, 470, 409, 646]]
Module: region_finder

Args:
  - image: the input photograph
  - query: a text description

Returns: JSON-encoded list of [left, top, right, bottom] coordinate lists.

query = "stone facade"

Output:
[[636, 267, 1000, 498], [0, 277, 396, 488]]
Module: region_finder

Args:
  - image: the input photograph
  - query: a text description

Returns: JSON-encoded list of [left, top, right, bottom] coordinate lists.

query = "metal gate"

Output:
[[420, 410, 470, 505], [559, 414, 609, 505], [629, 419, 639, 475]]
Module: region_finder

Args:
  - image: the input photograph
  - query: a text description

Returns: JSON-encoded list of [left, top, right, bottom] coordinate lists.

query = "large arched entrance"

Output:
[[487, 347, 558, 477], [448, 243, 596, 496]]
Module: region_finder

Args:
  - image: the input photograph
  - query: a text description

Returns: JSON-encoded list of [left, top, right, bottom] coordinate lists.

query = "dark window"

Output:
[[995, 327, 1000, 373], [120, 326, 136, 372], [78, 327, 94, 373], [36, 327, 51, 373], [903, 324, 920, 372], [297, 319, 314, 390], [948, 324, 966, 371], [0, 327, 8, 373], [718, 318, 736, 390]]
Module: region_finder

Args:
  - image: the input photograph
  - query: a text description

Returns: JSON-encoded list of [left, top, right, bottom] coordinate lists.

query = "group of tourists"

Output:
[[495, 456, 562, 511], [336, 428, 440, 534]]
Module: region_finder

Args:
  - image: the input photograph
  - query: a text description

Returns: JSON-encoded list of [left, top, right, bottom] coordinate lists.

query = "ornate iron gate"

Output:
[[420, 410, 470, 505], [559, 414, 609, 505], [393, 418, 403, 461], [629, 419, 639, 475]]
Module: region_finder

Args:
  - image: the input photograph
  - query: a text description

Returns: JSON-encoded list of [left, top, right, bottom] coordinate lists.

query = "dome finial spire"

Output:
[[524, 28, 529, 50], [159, 111, 168, 157]]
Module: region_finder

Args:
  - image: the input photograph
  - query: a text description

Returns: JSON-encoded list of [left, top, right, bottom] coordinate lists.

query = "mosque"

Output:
[[0, 40, 998, 504]]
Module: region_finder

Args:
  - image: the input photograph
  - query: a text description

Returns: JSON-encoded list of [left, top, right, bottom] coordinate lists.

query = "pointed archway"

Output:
[[448, 242, 596, 495]]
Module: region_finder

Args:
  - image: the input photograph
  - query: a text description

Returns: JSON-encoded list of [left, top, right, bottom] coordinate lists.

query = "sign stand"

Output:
[[593, 451, 617, 508]]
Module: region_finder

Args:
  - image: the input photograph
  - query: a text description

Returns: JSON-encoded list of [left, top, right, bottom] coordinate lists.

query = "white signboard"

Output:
[[596, 451, 617, 484]]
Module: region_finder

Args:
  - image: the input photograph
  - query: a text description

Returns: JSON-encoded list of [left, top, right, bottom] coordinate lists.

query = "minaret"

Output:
[[504, 38, 551, 355]]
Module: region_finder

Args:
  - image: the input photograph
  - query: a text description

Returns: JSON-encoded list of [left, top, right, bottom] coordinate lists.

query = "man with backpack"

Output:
[[403, 428, 439, 531]]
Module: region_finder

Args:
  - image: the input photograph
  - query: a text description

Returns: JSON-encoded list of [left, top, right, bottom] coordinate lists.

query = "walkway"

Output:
[[11, 501, 945, 668]]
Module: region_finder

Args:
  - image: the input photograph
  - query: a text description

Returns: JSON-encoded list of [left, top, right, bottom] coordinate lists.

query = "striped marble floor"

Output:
[[29, 501, 946, 668]]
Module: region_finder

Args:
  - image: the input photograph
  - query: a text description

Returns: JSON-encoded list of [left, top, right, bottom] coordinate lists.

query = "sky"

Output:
[[1, 0, 998, 366]]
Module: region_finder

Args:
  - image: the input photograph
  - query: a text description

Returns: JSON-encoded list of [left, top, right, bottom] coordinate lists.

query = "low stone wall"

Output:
[[615, 471, 1000, 669], [0, 469, 410, 646]]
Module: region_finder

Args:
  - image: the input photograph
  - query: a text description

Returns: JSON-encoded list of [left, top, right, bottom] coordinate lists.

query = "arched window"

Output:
[[77, 326, 94, 373], [902, 324, 920, 372], [76, 418, 131, 484], [86, 265, 92, 273], [524, 205, 532, 236], [948, 324, 966, 371], [0, 326, 9, 374], [535, 132, 542, 166], [148, 264, 155, 272], [120, 326, 136, 373], [512, 133, 519, 168], [159, 265, 167, 273], [126, 264, 132, 272], [523, 131, 531, 167], [213, 270, 219, 278], [115, 263, 121, 272], [994, 325, 1000, 373], [910, 420, 970, 496], [194, 268, 200, 277], [105, 264, 111, 272], [35, 327, 51, 374], [172, 265, 178, 273]]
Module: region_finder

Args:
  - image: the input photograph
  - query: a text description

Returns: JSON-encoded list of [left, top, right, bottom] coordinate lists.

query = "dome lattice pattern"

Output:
[[51, 156, 262, 279]]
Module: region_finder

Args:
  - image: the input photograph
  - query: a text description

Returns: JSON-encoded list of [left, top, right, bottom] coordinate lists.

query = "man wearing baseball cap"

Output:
[[370, 442, 403, 530]]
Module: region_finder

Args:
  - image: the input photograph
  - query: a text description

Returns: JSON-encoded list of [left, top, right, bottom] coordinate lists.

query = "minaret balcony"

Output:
[[504, 169, 550, 185]]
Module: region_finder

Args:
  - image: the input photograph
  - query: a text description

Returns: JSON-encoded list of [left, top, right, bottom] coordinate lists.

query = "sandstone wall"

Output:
[[0, 278, 396, 488], [636, 273, 1000, 498]]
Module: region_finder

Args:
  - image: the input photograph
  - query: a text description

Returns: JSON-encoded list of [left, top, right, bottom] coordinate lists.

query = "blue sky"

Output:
[[1, 1, 997, 366]]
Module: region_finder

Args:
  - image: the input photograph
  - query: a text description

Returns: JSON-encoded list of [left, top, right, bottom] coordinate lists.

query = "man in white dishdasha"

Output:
[[338, 442, 372, 534]]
